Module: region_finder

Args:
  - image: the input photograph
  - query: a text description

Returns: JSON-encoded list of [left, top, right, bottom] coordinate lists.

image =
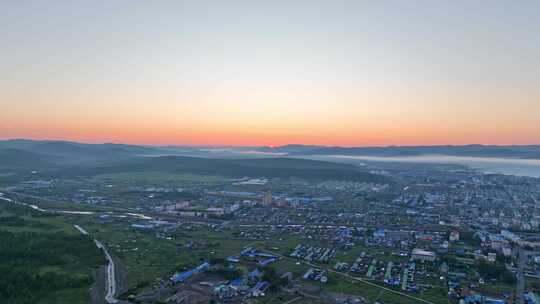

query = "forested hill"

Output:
[[257, 144, 540, 159], [83, 156, 389, 183], [0, 202, 106, 304]]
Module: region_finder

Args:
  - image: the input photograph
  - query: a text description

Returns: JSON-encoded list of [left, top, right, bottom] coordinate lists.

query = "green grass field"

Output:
[[249, 234, 448, 304], [93, 171, 229, 183], [0, 199, 453, 304], [70, 215, 257, 296]]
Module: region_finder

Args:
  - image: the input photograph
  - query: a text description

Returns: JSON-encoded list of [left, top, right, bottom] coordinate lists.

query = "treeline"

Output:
[[0, 268, 93, 303], [86, 156, 389, 183], [0, 231, 105, 267], [477, 260, 516, 284], [0, 215, 54, 230], [0, 229, 106, 303]]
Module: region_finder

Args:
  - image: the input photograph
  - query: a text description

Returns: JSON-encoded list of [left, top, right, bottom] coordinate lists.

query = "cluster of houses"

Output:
[[474, 230, 517, 258], [170, 262, 211, 284], [152, 200, 241, 217], [303, 267, 328, 283], [211, 269, 270, 300], [290, 244, 337, 263], [168, 247, 282, 301]]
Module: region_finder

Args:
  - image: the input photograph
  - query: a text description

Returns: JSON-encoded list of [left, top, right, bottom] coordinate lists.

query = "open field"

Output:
[[94, 171, 229, 183], [68, 215, 257, 296]]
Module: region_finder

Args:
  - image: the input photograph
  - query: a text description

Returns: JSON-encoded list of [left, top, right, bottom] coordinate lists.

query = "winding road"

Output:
[[96, 239, 118, 303], [74, 225, 119, 304], [73, 225, 118, 304], [0, 195, 120, 304]]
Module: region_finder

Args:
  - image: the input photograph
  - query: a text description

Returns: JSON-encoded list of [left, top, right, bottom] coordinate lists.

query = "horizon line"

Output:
[[2, 137, 540, 149]]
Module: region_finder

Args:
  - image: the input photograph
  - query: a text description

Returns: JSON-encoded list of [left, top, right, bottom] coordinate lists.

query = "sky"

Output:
[[1, 1, 539, 147]]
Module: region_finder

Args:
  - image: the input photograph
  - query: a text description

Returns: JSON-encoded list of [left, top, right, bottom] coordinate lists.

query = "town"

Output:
[[2, 154, 540, 304]]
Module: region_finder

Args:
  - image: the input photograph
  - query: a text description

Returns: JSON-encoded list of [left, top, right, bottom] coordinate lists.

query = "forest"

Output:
[[0, 202, 106, 304]]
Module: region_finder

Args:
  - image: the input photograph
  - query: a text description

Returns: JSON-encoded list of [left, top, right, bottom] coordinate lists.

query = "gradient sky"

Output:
[[1, 1, 539, 146]]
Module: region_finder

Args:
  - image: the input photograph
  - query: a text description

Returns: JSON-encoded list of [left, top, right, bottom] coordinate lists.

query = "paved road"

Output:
[[517, 249, 525, 304], [3, 193, 122, 304], [3, 192, 434, 304], [2, 195, 120, 304], [516, 249, 540, 304], [74, 225, 119, 304], [283, 296, 302, 304], [74, 224, 89, 235], [96, 239, 118, 304]]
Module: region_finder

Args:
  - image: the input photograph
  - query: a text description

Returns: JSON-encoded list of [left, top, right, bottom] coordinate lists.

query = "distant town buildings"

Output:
[[411, 248, 436, 262], [262, 191, 272, 206], [449, 231, 460, 242]]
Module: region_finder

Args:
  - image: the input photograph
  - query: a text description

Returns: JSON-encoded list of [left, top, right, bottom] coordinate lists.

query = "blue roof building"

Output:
[[170, 262, 210, 284], [249, 268, 264, 280], [170, 270, 193, 283], [259, 257, 278, 267]]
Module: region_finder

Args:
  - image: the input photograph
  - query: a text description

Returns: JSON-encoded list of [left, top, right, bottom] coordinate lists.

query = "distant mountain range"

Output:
[[2, 140, 540, 161], [1, 139, 538, 181], [0, 139, 163, 167], [256, 144, 540, 159], [0, 139, 387, 182]]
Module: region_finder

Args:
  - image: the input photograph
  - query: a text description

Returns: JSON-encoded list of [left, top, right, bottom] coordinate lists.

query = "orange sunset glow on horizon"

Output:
[[1, 1, 539, 147]]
